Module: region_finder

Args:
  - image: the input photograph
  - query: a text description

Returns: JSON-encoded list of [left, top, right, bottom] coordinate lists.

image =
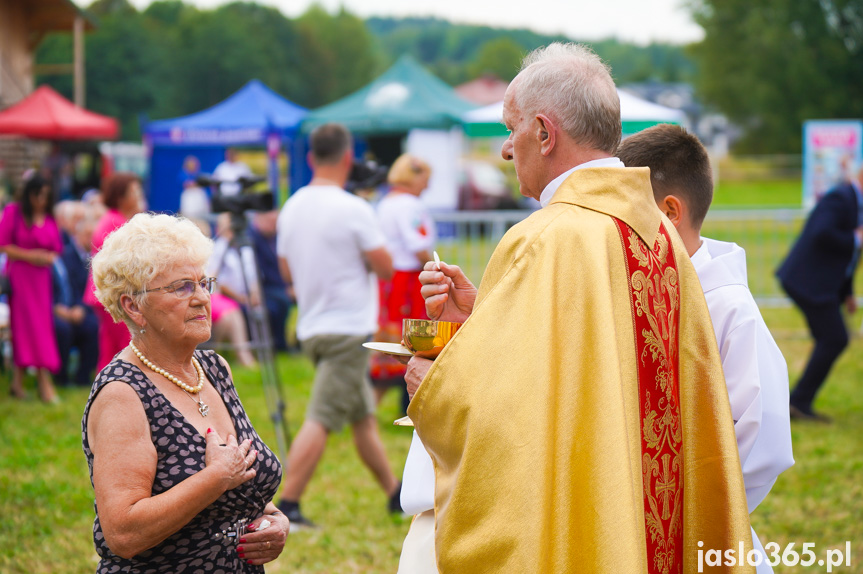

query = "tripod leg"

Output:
[[233, 240, 293, 460]]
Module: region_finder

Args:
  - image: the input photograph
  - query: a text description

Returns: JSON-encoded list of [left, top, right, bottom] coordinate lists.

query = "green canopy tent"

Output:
[[302, 55, 478, 137], [298, 56, 478, 209]]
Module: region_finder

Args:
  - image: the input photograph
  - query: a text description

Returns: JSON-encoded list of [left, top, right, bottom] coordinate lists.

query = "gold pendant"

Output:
[[198, 400, 210, 417]]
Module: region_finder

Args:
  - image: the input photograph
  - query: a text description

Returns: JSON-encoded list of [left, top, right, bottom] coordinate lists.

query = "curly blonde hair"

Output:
[[91, 213, 213, 327]]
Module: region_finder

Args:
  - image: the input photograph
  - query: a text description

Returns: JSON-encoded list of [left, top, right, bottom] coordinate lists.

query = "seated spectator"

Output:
[[208, 214, 260, 308], [210, 292, 257, 368], [249, 210, 292, 352], [179, 157, 210, 223], [179, 186, 211, 222], [81, 188, 106, 222], [202, 217, 258, 367], [54, 200, 84, 247], [210, 212, 292, 354], [53, 214, 99, 387]]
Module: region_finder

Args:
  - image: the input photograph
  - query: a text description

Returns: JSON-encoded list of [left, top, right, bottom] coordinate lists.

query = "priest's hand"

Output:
[[419, 261, 476, 323], [405, 356, 434, 400]]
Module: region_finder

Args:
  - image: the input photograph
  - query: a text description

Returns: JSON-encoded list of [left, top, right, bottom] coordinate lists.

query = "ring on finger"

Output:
[[266, 541, 271, 549]]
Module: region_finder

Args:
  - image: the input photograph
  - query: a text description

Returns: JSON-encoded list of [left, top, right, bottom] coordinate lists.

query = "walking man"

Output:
[[275, 123, 402, 528]]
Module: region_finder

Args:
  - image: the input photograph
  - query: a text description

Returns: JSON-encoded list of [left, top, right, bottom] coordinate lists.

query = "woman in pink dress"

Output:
[[85, 173, 144, 370], [0, 174, 63, 402]]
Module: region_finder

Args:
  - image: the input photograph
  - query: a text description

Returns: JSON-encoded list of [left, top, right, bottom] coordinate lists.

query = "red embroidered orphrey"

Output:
[[615, 218, 683, 574]]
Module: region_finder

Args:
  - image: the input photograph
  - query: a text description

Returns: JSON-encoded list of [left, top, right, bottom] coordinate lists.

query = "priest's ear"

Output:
[[534, 114, 556, 155], [657, 194, 686, 228]]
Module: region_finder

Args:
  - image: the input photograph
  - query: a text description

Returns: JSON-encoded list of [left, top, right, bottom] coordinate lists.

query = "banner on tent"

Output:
[[149, 127, 266, 146]]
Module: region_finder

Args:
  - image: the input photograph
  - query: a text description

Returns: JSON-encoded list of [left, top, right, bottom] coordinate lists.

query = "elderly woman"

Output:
[[82, 213, 288, 573], [370, 154, 436, 405]]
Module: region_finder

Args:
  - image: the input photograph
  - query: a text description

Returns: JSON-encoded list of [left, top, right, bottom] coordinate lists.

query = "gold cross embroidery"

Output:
[[656, 454, 676, 520]]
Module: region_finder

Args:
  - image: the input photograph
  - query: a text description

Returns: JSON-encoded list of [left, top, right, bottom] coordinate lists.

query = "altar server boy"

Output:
[[618, 125, 794, 574]]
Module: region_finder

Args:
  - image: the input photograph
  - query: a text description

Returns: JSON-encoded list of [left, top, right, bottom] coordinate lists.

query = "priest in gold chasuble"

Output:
[[404, 44, 754, 574]]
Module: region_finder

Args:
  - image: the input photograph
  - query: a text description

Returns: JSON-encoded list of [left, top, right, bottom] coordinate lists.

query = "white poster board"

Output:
[[803, 120, 863, 208], [406, 127, 463, 211]]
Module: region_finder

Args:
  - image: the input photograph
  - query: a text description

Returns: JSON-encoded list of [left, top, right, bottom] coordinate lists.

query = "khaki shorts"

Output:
[[301, 334, 375, 432]]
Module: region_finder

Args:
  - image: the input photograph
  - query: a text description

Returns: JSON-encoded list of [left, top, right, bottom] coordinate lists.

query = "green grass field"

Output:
[[3, 179, 862, 573], [2, 306, 862, 573], [713, 179, 802, 209], [437, 179, 811, 298], [0, 354, 412, 574]]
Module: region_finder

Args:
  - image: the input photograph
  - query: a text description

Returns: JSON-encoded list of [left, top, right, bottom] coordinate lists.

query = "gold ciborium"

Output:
[[402, 319, 462, 360]]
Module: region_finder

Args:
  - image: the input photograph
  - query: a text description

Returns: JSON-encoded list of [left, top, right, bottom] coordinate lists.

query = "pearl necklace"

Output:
[[130, 342, 210, 417]]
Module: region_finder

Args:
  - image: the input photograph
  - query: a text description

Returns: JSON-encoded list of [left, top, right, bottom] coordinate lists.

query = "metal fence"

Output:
[[716, 155, 803, 182], [432, 208, 808, 307]]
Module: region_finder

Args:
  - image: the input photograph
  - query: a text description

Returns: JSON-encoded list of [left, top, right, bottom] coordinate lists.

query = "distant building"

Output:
[[0, 0, 92, 107], [455, 75, 509, 106], [621, 81, 740, 158]]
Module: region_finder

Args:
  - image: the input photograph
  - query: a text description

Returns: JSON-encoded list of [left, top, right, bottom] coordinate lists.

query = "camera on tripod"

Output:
[[345, 159, 388, 193], [194, 171, 291, 458], [196, 174, 274, 214]]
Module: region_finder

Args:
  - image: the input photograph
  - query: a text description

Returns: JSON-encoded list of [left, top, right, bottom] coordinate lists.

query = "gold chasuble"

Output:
[[408, 167, 754, 573]]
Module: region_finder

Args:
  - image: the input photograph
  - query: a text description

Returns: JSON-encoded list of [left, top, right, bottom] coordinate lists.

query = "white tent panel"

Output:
[[462, 89, 686, 125], [406, 127, 464, 211]]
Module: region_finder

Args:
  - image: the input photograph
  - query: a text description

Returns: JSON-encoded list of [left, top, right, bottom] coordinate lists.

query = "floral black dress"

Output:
[[82, 350, 283, 573]]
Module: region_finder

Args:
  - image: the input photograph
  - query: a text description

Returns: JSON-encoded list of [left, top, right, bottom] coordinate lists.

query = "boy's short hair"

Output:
[[616, 124, 713, 229]]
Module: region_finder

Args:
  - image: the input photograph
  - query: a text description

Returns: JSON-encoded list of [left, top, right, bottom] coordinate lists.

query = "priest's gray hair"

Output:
[[516, 43, 621, 154], [92, 212, 213, 328]]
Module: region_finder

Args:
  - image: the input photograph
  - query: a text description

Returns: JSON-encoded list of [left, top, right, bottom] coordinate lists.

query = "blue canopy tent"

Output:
[[143, 80, 308, 212]]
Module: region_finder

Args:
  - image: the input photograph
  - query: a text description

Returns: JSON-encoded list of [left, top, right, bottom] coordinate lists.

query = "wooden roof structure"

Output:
[[25, 0, 94, 48]]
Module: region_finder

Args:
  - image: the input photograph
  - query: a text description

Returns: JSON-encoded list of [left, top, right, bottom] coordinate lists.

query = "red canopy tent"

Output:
[[0, 85, 118, 140]]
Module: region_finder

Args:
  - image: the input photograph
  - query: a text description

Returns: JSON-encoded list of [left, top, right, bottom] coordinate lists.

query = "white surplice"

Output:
[[692, 237, 795, 574]]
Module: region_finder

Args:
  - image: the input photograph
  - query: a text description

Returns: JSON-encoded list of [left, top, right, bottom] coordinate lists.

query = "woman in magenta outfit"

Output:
[[0, 174, 63, 402], [85, 172, 145, 371]]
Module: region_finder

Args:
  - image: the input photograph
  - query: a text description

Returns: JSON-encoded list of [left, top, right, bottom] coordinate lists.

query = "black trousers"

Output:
[[54, 310, 100, 386], [263, 285, 291, 352], [788, 294, 849, 410]]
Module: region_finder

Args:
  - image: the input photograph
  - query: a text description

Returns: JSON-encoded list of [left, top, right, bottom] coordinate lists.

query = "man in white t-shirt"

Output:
[[275, 123, 402, 530], [212, 148, 253, 197]]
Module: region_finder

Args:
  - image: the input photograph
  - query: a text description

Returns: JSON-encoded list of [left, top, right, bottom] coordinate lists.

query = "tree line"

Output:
[[36, 0, 692, 140], [35, 0, 860, 153], [689, 0, 862, 153]]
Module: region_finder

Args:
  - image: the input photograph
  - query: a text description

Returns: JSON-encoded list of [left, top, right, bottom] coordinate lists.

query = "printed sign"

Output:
[[803, 120, 863, 208]]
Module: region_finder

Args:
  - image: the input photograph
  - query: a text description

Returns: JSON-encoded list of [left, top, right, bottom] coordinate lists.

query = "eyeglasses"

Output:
[[138, 277, 217, 299]]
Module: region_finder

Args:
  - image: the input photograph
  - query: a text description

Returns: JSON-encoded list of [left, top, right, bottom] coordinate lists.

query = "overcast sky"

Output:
[[128, 0, 704, 45]]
